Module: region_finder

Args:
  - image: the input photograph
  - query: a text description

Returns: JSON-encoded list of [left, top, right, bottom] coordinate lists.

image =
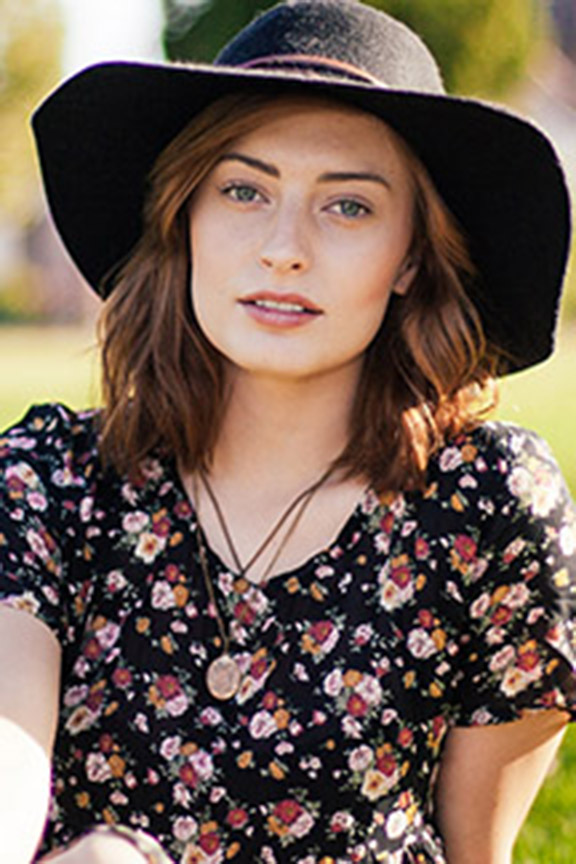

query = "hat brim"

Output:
[[32, 60, 571, 373]]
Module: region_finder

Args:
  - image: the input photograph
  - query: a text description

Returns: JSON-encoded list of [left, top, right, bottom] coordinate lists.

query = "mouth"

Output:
[[239, 292, 323, 316]]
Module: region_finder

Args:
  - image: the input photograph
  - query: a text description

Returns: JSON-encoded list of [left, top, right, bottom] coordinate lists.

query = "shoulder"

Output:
[[0, 402, 101, 493], [429, 420, 572, 514]]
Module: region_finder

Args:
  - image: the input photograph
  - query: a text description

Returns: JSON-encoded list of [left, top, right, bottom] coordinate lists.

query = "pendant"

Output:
[[206, 653, 242, 700]]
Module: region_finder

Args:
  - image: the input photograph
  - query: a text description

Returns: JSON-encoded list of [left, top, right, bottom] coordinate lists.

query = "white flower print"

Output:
[[341, 716, 363, 739], [406, 628, 437, 659], [249, 710, 277, 739], [386, 809, 408, 840], [151, 580, 176, 610], [134, 531, 167, 563], [85, 752, 112, 783]]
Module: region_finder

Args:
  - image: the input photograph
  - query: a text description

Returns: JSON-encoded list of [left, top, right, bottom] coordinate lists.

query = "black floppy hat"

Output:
[[32, 0, 571, 373]]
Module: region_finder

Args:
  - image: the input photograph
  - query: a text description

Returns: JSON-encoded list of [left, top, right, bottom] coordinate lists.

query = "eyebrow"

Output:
[[217, 152, 391, 189]]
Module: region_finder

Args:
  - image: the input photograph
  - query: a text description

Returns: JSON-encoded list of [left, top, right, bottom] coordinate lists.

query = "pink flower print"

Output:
[[166, 693, 189, 717], [122, 511, 149, 533], [159, 735, 181, 760], [439, 446, 463, 472], [200, 707, 223, 726], [106, 570, 127, 592], [353, 623, 373, 646], [470, 592, 491, 619], [348, 745, 373, 772], [323, 669, 343, 697], [27, 491, 47, 511], [489, 645, 516, 673], [189, 749, 214, 781], [174, 816, 198, 842], [330, 811, 354, 833], [95, 621, 120, 650]]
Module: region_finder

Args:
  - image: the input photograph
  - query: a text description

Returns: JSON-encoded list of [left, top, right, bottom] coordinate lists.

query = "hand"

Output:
[[37, 831, 147, 864]]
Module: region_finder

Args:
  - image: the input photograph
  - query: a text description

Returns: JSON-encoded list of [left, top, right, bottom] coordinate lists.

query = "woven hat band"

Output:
[[238, 54, 381, 84]]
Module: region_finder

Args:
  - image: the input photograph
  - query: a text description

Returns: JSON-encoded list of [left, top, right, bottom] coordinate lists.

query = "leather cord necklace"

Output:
[[192, 466, 334, 700]]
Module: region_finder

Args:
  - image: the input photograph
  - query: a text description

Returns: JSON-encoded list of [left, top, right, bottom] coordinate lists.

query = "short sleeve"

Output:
[[0, 404, 92, 643], [453, 424, 576, 726]]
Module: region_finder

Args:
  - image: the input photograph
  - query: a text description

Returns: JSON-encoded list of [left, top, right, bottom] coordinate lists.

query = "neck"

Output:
[[211, 363, 362, 489]]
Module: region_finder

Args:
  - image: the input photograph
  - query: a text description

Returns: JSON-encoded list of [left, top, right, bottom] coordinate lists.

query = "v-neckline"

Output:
[[169, 460, 375, 590]]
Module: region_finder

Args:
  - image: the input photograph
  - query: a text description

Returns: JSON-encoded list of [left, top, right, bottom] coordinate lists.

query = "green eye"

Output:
[[333, 199, 370, 218], [224, 184, 261, 203]]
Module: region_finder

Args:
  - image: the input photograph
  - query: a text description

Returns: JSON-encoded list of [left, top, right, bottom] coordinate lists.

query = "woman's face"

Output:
[[188, 97, 416, 385]]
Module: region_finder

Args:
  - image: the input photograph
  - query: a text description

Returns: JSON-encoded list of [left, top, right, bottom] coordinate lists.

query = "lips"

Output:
[[239, 291, 323, 315]]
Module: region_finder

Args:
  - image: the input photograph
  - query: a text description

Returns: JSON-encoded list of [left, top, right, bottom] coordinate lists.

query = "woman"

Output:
[[1, 1, 574, 862]]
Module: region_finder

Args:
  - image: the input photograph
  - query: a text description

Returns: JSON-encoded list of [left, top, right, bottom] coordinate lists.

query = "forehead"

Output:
[[223, 94, 413, 174]]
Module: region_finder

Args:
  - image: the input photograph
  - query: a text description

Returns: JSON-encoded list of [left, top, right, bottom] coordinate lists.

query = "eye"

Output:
[[221, 182, 265, 204], [327, 198, 372, 219]]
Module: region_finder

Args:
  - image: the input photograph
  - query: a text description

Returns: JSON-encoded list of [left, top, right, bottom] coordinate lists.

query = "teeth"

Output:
[[253, 299, 308, 312]]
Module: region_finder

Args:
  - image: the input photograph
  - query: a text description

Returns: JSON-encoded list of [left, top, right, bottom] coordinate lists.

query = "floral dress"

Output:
[[0, 404, 575, 864]]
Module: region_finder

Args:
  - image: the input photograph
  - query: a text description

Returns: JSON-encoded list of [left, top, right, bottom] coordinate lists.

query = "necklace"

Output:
[[192, 467, 334, 700]]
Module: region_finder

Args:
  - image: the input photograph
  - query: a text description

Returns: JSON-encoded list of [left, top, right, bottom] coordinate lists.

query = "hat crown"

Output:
[[215, 0, 445, 94]]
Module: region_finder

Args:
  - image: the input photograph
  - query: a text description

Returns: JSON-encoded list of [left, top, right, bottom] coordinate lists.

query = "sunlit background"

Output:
[[0, 4, 575, 855]]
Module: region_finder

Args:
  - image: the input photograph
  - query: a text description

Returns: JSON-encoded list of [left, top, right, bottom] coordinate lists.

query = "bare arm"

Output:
[[435, 710, 569, 864], [0, 607, 61, 864]]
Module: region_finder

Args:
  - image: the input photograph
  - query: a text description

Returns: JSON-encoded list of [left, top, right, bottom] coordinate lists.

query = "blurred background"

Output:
[[0, 2, 575, 857]]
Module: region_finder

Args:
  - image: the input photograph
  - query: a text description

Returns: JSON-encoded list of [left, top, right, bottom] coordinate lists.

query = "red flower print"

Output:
[[454, 534, 477, 562], [397, 728, 413, 748], [156, 675, 182, 699], [390, 565, 411, 589], [490, 605, 512, 626], [198, 832, 220, 854], [309, 621, 334, 643], [234, 600, 257, 626], [227, 808, 249, 828], [112, 667, 132, 688], [376, 752, 397, 776], [418, 609, 434, 629], [346, 693, 368, 718], [179, 763, 198, 788], [274, 799, 303, 826], [414, 537, 430, 559]]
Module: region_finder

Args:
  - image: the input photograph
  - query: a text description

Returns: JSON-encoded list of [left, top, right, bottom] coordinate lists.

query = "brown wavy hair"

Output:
[[98, 91, 498, 491]]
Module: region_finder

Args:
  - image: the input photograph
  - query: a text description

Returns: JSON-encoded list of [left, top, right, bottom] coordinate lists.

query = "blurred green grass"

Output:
[[2, 323, 576, 862]]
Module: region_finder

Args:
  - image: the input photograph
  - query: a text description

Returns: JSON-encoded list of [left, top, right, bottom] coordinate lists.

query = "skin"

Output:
[[0, 98, 570, 863]]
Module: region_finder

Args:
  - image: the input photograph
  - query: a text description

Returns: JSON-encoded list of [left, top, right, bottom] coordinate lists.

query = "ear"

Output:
[[392, 259, 418, 296]]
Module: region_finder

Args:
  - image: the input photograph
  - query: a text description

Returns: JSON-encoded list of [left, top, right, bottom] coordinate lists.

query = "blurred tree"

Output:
[[162, 0, 543, 97], [0, 0, 63, 224]]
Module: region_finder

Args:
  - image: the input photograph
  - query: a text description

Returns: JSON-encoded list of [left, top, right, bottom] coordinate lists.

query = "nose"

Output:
[[258, 204, 311, 274]]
